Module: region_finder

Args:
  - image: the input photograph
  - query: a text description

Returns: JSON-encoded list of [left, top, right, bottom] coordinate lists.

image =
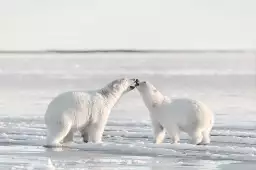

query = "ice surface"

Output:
[[0, 53, 255, 169]]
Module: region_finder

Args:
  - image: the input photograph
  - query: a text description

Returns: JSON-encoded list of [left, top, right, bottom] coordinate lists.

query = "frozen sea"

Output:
[[0, 52, 256, 170]]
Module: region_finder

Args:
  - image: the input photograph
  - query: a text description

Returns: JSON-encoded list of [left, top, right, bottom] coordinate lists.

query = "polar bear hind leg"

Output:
[[45, 120, 72, 147]]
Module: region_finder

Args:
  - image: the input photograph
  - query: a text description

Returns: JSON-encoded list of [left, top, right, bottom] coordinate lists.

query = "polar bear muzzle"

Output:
[[130, 86, 136, 90], [135, 79, 140, 86], [129, 78, 140, 90]]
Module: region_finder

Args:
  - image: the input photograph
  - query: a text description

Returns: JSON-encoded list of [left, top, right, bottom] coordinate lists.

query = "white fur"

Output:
[[44, 78, 137, 147], [136, 81, 214, 145]]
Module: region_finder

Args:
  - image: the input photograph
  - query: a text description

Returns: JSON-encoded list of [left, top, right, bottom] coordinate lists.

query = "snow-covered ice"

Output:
[[0, 52, 255, 169]]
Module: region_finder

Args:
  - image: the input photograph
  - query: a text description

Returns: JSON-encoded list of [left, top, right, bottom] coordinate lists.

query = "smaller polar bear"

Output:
[[136, 81, 214, 145], [44, 78, 139, 147]]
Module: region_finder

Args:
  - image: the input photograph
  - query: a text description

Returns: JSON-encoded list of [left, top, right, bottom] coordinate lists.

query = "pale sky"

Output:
[[0, 0, 256, 50]]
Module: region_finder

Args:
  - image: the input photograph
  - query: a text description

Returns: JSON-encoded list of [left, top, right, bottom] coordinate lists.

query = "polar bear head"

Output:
[[112, 78, 139, 93], [136, 81, 160, 97], [104, 78, 140, 97], [136, 81, 167, 108]]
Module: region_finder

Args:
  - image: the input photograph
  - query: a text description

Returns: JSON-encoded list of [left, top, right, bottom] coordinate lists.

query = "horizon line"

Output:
[[0, 49, 254, 54]]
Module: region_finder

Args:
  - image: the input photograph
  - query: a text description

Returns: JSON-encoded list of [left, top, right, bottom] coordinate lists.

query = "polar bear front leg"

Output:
[[189, 130, 203, 145], [62, 131, 73, 144], [87, 110, 110, 143], [80, 128, 89, 143], [198, 129, 211, 145], [88, 122, 106, 143], [152, 120, 166, 144], [165, 124, 180, 144], [88, 125, 104, 143]]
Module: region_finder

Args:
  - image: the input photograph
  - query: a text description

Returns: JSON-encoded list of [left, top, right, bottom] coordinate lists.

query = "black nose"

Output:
[[135, 79, 140, 86]]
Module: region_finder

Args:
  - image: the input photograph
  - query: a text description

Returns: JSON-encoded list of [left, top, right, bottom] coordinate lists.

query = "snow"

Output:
[[0, 53, 255, 169]]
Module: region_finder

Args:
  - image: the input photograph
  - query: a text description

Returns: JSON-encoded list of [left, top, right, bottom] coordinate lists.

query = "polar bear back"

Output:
[[154, 98, 213, 131], [46, 91, 91, 114], [45, 91, 103, 130]]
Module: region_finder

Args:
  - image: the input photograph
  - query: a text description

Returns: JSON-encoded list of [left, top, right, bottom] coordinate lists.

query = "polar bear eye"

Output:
[[113, 83, 120, 89], [153, 89, 157, 93]]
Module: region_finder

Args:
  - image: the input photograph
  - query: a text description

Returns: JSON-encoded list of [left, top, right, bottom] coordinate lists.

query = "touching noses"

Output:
[[135, 79, 140, 86]]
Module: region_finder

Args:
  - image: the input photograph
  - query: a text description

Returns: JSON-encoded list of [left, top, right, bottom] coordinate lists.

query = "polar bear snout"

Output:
[[135, 81, 147, 90], [129, 78, 140, 90], [135, 78, 140, 86], [130, 78, 140, 86], [137, 81, 146, 85]]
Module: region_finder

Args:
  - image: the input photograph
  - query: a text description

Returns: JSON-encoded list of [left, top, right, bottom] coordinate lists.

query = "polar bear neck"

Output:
[[99, 85, 126, 109], [140, 89, 167, 109]]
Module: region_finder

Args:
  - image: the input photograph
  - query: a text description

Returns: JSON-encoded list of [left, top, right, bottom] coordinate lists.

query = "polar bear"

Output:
[[44, 78, 139, 147], [136, 81, 214, 145]]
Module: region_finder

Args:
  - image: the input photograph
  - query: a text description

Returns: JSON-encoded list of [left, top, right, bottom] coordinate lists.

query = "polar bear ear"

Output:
[[118, 78, 127, 85]]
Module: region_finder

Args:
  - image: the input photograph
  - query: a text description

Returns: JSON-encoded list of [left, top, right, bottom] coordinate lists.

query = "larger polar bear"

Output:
[[136, 81, 214, 145], [44, 78, 139, 147]]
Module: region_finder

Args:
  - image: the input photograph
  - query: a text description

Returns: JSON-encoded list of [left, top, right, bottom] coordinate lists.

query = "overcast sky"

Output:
[[0, 0, 256, 50]]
